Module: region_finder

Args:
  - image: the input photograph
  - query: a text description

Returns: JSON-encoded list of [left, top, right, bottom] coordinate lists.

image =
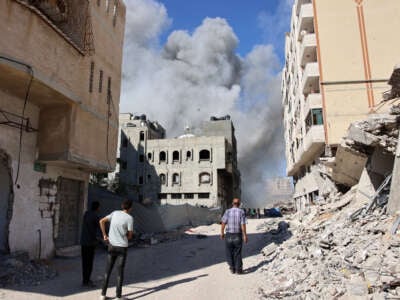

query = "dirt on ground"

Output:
[[0, 219, 272, 300]]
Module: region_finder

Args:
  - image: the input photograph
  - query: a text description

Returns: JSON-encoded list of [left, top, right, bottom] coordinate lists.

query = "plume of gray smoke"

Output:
[[121, 0, 285, 207]]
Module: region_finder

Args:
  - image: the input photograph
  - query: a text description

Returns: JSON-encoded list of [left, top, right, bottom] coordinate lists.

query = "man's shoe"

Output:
[[82, 280, 96, 288], [229, 267, 235, 274], [236, 269, 243, 275]]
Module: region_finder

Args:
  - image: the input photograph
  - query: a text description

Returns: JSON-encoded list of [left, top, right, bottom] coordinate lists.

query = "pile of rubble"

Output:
[[343, 104, 400, 155], [257, 184, 400, 299], [0, 251, 57, 287]]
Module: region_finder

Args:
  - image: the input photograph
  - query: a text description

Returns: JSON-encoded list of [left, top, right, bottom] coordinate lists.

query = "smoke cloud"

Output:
[[121, 0, 286, 207]]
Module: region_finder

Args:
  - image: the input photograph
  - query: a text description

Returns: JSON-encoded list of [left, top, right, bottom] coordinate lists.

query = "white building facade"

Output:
[[115, 115, 241, 211]]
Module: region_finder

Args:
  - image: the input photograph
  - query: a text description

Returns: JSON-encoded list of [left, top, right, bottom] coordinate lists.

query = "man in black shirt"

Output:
[[80, 201, 100, 287]]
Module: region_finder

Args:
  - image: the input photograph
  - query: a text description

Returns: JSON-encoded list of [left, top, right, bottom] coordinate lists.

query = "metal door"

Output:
[[55, 178, 83, 248]]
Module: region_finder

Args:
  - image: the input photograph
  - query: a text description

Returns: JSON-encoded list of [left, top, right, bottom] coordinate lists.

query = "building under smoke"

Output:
[[112, 114, 241, 211], [265, 177, 294, 207]]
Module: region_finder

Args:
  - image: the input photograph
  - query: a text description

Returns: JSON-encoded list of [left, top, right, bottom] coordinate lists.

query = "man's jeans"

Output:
[[101, 245, 127, 298], [225, 233, 243, 272], [81, 245, 96, 284]]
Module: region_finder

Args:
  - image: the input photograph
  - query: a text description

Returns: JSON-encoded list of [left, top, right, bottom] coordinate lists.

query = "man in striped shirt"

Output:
[[221, 198, 248, 274]]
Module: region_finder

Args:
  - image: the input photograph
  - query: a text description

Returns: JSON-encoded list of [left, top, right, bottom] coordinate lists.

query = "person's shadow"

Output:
[[124, 274, 208, 299]]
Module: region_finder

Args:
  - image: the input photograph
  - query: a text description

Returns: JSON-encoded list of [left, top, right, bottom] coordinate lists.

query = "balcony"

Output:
[[303, 93, 322, 118], [300, 33, 317, 67], [296, 0, 312, 16], [298, 3, 314, 41], [302, 62, 320, 95], [0, 56, 79, 108], [287, 125, 325, 176]]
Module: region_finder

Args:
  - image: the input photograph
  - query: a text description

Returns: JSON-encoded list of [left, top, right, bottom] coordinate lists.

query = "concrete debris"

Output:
[[0, 252, 57, 287], [257, 184, 400, 299], [344, 113, 400, 155]]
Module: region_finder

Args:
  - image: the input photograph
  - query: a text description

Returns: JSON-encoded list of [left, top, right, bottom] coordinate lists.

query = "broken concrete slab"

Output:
[[331, 145, 368, 186], [347, 124, 380, 147]]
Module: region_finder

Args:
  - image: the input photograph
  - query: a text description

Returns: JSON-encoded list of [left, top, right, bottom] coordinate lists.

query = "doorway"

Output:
[[54, 177, 84, 248]]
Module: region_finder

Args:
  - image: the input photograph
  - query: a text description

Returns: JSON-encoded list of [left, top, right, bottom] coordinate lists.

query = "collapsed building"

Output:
[[111, 114, 241, 211], [0, 0, 126, 258], [282, 0, 400, 209], [265, 177, 294, 207]]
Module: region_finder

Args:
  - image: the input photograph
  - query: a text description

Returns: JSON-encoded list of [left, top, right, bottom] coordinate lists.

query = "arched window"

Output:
[[172, 151, 180, 162], [160, 174, 166, 185], [147, 152, 152, 160], [199, 149, 210, 161], [159, 151, 166, 162], [199, 172, 211, 184], [172, 173, 180, 185], [186, 150, 191, 160]]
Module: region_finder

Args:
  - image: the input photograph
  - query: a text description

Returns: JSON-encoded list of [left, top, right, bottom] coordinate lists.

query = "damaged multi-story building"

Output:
[[282, 0, 400, 209], [112, 114, 241, 211], [0, 0, 126, 257]]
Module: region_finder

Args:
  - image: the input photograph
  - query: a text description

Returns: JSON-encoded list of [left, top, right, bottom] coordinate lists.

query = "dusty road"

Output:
[[0, 219, 272, 300]]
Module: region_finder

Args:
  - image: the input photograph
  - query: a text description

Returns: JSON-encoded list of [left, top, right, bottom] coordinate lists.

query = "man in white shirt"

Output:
[[99, 199, 134, 300]]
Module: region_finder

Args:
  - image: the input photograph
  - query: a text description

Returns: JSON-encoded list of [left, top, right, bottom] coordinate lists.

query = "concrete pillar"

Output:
[[388, 138, 400, 215]]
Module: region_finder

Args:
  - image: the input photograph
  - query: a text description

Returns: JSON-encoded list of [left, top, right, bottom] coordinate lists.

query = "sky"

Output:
[[120, 0, 294, 206], [159, 0, 292, 61]]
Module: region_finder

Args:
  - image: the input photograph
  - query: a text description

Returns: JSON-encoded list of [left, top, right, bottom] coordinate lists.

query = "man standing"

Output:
[[99, 199, 134, 300], [80, 201, 100, 287], [221, 198, 248, 274]]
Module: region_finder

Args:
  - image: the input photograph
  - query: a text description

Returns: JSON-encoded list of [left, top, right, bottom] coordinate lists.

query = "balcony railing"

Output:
[[300, 33, 317, 67], [302, 62, 320, 94], [298, 3, 314, 41], [303, 93, 322, 118]]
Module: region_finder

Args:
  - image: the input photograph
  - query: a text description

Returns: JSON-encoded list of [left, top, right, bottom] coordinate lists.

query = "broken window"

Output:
[[171, 193, 182, 199], [198, 193, 210, 199], [305, 108, 324, 132], [199, 172, 211, 184], [159, 151, 166, 163], [186, 150, 192, 160], [173, 151, 180, 162], [199, 149, 211, 161], [99, 70, 103, 93], [107, 77, 111, 95], [160, 174, 166, 185], [158, 193, 167, 199], [172, 173, 180, 185], [89, 62, 94, 93], [112, 0, 118, 26], [140, 131, 145, 141]]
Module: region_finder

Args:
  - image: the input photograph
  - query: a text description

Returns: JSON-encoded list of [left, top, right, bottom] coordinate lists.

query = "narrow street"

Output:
[[0, 219, 271, 300]]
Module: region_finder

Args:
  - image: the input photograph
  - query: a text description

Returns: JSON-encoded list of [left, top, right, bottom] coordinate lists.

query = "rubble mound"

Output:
[[0, 252, 57, 287], [257, 187, 400, 299]]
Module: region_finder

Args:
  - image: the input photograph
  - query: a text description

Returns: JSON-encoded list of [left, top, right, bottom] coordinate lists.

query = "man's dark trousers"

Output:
[[225, 233, 243, 272], [101, 245, 127, 298], [81, 245, 96, 284]]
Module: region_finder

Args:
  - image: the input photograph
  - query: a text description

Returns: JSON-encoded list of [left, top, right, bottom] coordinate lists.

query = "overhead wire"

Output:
[[0, 56, 34, 187]]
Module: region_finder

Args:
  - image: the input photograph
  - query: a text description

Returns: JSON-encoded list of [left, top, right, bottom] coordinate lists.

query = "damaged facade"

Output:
[[0, 0, 126, 258], [112, 114, 241, 211], [282, 0, 400, 209]]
